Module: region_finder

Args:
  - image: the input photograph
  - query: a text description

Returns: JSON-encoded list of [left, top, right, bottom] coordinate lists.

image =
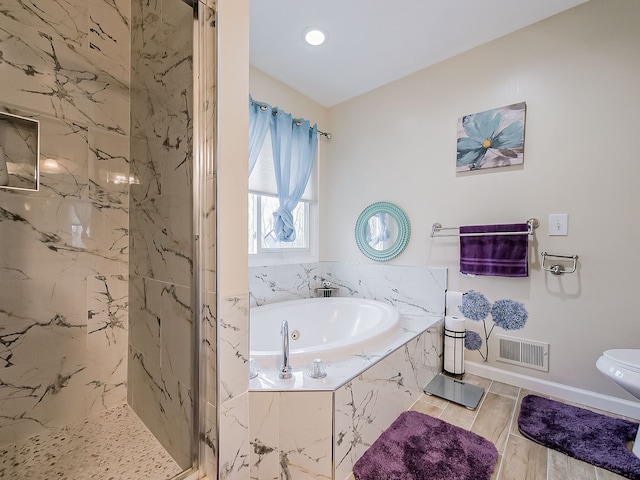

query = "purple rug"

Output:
[[353, 410, 498, 480], [518, 395, 640, 479]]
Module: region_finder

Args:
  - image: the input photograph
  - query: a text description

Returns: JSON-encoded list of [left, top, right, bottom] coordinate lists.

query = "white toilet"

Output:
[[596, 348, 640, 457]]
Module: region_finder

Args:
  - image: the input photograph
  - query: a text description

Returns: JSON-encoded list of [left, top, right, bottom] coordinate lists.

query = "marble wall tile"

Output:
[[0, 22, 129, 135], [128, 346, 192, 469], [249, 263, 321, 307], [128, 275, 192, 388], [203, 400, 218, 480], [218, 295, 249, 404], [0, 0, 89, 49], [247, 325, 442, 480], [0, 0, 131, 453], [128, 275, 161, 361], [88, 0, 131, 69], [128, 0, 195, 470], [219, 392, 250, 480], [129, 136, 162, 202], [130, 0, 193, 204], [248, 392, 279, 480], [202, 3, 217, 180], [159, 283, 193, 388], [204, 176, 217, 291], [423, 321, 444, 372], [88, 127, 130, 205], [204, 291, 218, 406], [0, 194, 128, 280], [86, 274, 128, 414], [322, 262, 447, 316], [279, 391, 333, 480], [129, 194, 192, 287], [0, 105, 90, 199], [37, 116, 89, 199], [248, 262, 447, 317], [333, 331, 437, 480], [0, 276, 88, 444], [159, 88, 193, 201]]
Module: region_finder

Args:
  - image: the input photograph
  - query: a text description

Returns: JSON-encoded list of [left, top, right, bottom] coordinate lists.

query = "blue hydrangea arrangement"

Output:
[[460, 290, 528, 361]]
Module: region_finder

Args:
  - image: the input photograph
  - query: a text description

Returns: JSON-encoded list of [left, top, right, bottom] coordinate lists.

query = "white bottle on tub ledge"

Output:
[[0, 146, 8, 186]]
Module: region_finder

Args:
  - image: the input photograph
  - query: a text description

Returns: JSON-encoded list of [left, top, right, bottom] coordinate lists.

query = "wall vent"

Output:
[[496, 335, 549, 371]]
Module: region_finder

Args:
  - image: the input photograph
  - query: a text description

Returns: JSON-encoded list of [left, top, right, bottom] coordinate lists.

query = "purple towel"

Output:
[[460, 223, 529, 277]]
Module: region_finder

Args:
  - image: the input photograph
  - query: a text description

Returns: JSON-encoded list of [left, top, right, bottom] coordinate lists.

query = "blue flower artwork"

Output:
[[457, 102, 526, 172]]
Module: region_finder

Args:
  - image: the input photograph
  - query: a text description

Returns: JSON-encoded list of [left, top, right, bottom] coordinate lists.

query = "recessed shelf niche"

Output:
[[0, 111, 40, 191]]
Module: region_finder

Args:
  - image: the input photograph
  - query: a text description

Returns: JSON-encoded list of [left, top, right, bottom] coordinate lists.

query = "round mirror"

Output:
[[355, 202, 410, 261]]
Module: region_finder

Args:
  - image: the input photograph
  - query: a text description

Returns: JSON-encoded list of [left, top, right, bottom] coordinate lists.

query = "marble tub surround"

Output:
[[0, 0, 132, 450], [249, 324, 443, 480], [249, 314, 442, 391], [248, 263, 446, 478], [214, 294, 252, 480], [249, 262, 447, 316]]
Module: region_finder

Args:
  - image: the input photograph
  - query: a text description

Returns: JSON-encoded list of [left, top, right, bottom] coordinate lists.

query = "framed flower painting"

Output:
[[456, 102, 526, 172]]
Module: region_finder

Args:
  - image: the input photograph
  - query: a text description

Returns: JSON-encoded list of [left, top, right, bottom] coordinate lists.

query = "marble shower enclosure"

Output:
[[0, 0, 131, 446]]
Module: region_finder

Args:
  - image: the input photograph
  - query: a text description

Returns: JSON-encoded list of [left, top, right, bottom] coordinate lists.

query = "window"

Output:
[[248, 194, 309, 253], [248, 124, 318, 264]]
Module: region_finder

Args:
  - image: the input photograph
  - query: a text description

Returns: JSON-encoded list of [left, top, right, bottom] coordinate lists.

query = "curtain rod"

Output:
[[251, 99, 332, 139]]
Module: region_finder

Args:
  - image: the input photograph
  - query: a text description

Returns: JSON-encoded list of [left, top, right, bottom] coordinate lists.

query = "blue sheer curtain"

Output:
[[271, 109, 318, 242], [248, 96, 271, 176]]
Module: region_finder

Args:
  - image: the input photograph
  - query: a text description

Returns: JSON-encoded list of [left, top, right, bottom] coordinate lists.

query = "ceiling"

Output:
[[249, 0, 588, 107]]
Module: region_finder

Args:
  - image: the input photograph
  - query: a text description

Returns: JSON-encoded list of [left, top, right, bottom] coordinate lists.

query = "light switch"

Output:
[[549, 214, 568, 236]]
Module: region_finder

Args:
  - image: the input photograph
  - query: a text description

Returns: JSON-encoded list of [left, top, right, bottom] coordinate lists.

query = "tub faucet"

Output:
[[279, 320, 292, 379]]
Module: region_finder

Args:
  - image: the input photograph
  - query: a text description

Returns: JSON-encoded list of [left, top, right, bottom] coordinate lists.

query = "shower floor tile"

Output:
[[0, 404, 183, 480]]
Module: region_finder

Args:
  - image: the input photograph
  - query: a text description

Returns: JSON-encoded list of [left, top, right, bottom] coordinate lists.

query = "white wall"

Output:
[[250, 65, 329, 130], [322, 0, 640, 401]]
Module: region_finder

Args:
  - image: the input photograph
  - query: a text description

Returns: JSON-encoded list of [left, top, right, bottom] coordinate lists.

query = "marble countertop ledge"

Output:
[[249, 314, 443, 392]]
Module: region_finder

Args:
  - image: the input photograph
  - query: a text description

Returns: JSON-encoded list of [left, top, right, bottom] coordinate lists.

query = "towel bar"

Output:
[[541, 252, 578, 275], [430, 218, 538, 238]]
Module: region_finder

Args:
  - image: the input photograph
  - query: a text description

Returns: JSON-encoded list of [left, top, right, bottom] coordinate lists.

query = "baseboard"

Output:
[[465, 361, 640, 420]]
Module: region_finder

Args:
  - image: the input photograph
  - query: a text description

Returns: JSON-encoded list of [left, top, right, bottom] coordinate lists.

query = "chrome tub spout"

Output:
[[279, 320, 292, 379]]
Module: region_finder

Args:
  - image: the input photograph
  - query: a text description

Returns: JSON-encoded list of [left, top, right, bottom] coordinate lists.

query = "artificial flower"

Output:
[[461, 291, 529, 361], [491, 299, 528, 330], [464, 330, 483, 351], [459, 290, 491, 321]]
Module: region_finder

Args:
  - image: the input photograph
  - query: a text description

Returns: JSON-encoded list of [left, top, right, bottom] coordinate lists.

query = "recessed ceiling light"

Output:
[[304, 28, 326, 46]]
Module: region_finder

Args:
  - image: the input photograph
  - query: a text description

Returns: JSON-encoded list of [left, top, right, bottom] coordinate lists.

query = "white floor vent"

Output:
[[496, 335, 549, 371]]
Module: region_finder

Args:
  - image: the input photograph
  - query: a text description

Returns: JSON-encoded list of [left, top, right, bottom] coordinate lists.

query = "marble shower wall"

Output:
[[0, 0, 131, 447], [128, 0, 195, 470]]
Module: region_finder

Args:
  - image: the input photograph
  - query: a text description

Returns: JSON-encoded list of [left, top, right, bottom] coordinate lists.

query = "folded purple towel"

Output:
[[460, 223, 529, 277]]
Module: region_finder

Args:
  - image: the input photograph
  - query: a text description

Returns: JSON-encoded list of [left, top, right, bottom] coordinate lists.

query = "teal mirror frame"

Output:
[[355, 202, 411, 261]]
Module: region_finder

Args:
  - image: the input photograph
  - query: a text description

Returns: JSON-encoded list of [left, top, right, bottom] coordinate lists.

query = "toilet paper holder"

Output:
[[541, 252, 578, 275]]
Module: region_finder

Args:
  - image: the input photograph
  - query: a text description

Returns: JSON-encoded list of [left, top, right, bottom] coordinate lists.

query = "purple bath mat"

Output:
[[353, 410, 498, 480], [518, 394, 640, 479]]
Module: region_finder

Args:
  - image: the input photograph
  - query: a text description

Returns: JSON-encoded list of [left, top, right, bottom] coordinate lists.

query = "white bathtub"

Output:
[[250, 297, 399, 367]]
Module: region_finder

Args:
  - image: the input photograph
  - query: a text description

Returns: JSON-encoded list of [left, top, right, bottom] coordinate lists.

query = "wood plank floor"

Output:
[[347, 374, 639, 480]]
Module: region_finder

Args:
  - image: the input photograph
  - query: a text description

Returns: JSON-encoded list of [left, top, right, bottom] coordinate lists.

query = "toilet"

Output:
[[596, 348, 640, 457]]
